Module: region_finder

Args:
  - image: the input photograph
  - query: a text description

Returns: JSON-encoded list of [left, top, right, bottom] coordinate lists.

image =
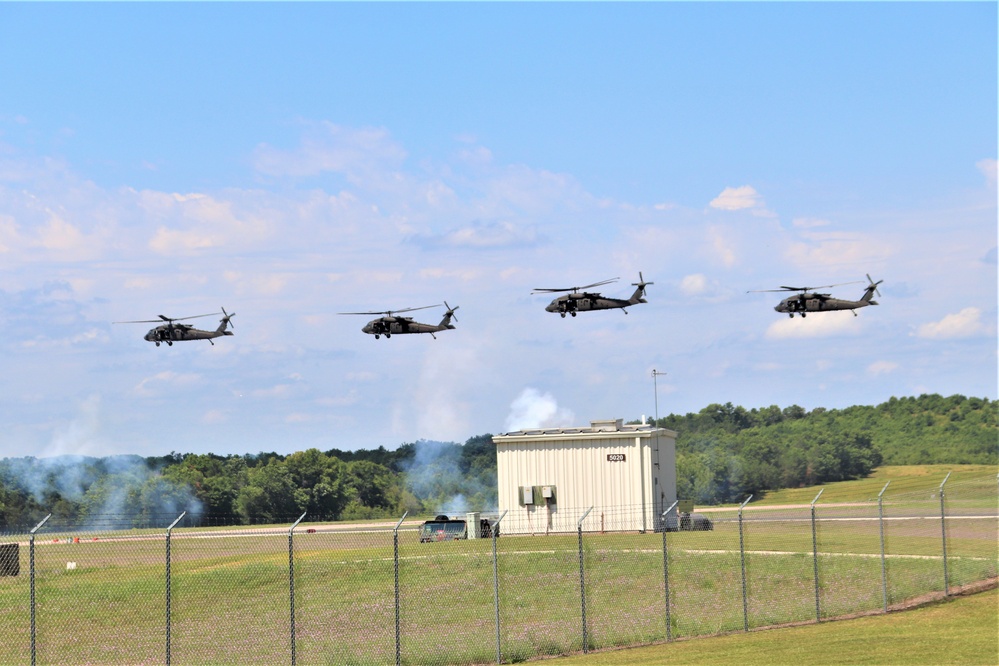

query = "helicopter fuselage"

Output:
[[361, 309, 457, 339], [776, 294, 876, 317], [546, 294, 640, 317]]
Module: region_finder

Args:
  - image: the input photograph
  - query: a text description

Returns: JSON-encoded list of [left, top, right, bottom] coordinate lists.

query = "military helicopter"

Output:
[[751, 275, 883, 318], [115, 308, 235, 346], [339, 302, 459, 339], [532, 273, 653, 317]]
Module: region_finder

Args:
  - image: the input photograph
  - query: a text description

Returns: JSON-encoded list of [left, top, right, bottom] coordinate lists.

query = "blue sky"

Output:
[[0, 3, 995, 460]]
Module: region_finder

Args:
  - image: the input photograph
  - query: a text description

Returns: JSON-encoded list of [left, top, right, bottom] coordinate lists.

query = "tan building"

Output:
[[492, 418, 677, 534]]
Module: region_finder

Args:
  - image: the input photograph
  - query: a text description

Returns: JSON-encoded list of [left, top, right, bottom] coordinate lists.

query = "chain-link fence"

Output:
[[1, 475, 995, 665]]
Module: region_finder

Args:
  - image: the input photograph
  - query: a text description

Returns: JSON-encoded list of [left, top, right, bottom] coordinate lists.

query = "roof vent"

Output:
[[590, 419, 623, 430]]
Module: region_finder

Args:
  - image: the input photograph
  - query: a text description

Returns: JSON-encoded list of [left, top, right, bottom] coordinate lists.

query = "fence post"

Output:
[[29, 513, 51, 666], [939, 472, 951, 596], [738, 495, 753, 632], [491, 510, 508, 665], [393, 512, 408, 666], [661, 500, 679, 642], [810, 489, 824, 622], [577, 507, 593, 654], [165, 511, 187, 666], [878, 481, 890, 612], [288, 512, 307, 666]]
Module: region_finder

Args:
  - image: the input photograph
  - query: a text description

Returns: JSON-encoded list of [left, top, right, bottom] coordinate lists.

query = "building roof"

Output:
[[494, 418, 677, 441]]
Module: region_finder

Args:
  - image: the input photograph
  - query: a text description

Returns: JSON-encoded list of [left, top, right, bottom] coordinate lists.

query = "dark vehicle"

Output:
[[419, 514, 498, 542], [660, 512, 713, 532]]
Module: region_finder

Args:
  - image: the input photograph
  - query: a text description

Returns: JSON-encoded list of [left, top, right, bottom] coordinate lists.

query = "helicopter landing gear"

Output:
[[560, 313, 566, 318], [374, 334, 380, 339], [385, 333, 391, 338], [570, 312, 576, 317], [166, 340, 173, 346], [155, 342, 161, 347]]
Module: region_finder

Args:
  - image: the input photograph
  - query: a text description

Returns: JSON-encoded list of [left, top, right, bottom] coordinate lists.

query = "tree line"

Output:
[[1, 394, 993, 530]]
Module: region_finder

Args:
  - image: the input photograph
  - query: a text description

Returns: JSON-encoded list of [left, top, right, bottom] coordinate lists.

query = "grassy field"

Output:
[[553, 586, 999, 666], [750, 464, 997, 506], [0, 465, 994, 665]]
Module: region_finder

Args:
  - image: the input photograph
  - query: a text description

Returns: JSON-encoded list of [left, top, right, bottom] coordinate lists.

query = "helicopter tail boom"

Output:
[[860, 275, 883, 304], [216, 308, 236, 335], [627, 272, 653, 304]]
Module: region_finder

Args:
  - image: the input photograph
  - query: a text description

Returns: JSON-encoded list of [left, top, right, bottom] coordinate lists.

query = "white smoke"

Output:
[[504, 388, 575, 431]]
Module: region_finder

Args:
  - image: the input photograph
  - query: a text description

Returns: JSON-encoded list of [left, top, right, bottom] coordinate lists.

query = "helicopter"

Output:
[[532, 273, 653, 317], [338, 302, 459, 339], [751, 275, 883, 318], [115, 308, 236, 346]]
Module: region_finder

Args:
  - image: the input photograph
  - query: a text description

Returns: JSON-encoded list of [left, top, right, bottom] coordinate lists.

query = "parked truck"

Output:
[[418, 514, 498, 542]]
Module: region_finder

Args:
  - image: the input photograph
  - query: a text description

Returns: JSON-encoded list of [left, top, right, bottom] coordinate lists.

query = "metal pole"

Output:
[[652, 370, 666, 514], [29, 514, 50, 666], [738, 495, 753, 632], [288, 512, 306, 666], [939, 472, 951, 596], [577, 507, 593, 654], [393, 512, 408, 666], [810, 489, 824, 622], [492, 510, 508, 665], [165, 511, 186, 666], [661, 500, 678, 642], [878, 482, 890, 612]]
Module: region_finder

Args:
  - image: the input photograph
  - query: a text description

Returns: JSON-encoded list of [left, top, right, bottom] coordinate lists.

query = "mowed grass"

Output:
[[752, 465, 997, 506], [553, 586, 998, 666]]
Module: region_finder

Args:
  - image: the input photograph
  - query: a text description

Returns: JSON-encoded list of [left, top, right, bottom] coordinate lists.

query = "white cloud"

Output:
[[710, 186, 760, 211], [680, 273, 708, 296], [765, 311, 864, 339], [504, 388, 575, 431], [133, 371, 202, 397], [977, 158, 997, 190], [916, 307, 991, 339], [708, 226, 737, 267], [252, 122, 407, 181], [867, 360, 898, 376], [792, 217, 830, 229], [783, 230, 891, 269]]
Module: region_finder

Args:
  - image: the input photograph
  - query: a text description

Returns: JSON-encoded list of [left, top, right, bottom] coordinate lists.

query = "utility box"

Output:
[[465, 512, 481, 539], [0, 543, 19, 577], [521, 486, 534, 505]]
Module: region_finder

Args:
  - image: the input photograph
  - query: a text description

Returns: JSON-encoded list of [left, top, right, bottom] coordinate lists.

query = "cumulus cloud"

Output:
[[504, 387, 575, 431], [916, 307, 991, 339], [133, 371, 202, 397], [977, 158, 997, 190], [410, 220, 540, 249], [680, 273, 708, 296], [792, 217, 830, 229], [710, 186, 761, 211], [867, 360, 898, 376], [783, 231, 891, 270], [765, 311, 864, 339], [252, 122, 407, 182]]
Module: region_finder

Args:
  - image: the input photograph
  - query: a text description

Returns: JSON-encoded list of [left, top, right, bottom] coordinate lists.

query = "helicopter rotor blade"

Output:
[[632, 271, 654, 287], [532, 277, 618, 294], [115, 311, 221, 325], [748, 280, 864, 294], [866, 273, 883, 297], [338, 304, 442, 316]]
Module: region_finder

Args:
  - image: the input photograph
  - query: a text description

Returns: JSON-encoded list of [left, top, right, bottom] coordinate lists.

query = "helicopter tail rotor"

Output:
[[862, 274, 883, 305], [217, 307, 236, 335]]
